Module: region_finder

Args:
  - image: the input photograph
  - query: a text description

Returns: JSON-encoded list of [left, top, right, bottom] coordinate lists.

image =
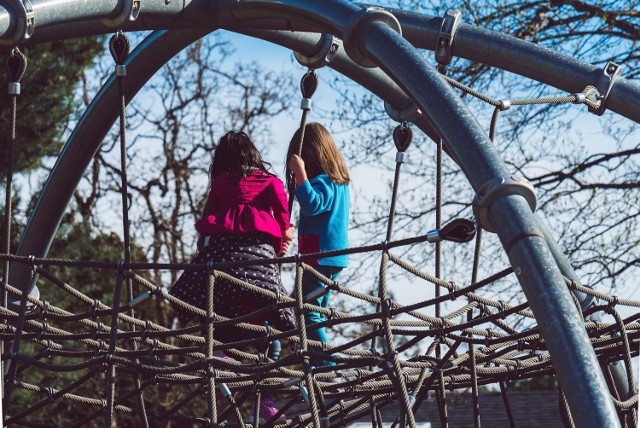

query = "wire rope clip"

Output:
[[587, 62, 622, 116], [294, 34, 341, 69], [101, 0, 141, 27], [343, 7, 402, 68], [436, 10, 462, 66], [472, 175, 537, 233]]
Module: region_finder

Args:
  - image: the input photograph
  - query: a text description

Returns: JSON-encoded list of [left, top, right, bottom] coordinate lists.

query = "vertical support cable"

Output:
[[293, 262, 321, 427], [435, 135, 449, 426], [104, 266, 125, 428], [498, 380, 516, 428], [109, 31, 149, 428], [2, 49, 27, 417], [287, 69, 318, 214], [469, 229, 483, 427], [205, 266, 217, 425], [378, 252, 417, 426], [370, 123, 413, 425]]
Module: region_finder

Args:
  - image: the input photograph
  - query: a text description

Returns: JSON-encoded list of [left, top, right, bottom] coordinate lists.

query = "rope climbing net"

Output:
[[1, 4, 639, 428]]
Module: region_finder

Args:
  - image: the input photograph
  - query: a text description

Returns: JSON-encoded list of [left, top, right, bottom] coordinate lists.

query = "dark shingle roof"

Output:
[[349, 391, 562, 428]]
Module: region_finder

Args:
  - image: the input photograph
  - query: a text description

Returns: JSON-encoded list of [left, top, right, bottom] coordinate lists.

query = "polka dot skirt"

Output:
[[169, 233, 296, 341]]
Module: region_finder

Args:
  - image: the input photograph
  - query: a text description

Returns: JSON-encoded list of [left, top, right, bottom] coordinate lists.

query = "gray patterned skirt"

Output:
[[169, 233, 296, 343]]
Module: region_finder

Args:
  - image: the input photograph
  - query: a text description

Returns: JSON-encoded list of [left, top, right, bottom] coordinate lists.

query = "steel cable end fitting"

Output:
[[109, 31, 131, 75], [393, 123, 413, 163], [6, 48, 27, 94]]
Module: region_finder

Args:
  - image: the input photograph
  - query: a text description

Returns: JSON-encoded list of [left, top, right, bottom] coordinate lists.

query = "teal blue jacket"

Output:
[[295, 173, 349, 267]]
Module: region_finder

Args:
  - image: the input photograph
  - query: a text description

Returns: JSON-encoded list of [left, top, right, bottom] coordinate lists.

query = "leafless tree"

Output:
[[322, 1, 639, 324]]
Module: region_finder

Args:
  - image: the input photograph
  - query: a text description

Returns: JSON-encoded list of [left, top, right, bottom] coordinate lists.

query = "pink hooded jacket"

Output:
[[195, 170, 290, 253]]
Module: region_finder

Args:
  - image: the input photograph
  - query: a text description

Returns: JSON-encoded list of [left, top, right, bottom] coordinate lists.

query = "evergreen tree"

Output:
[[1, 37, 104, 181]]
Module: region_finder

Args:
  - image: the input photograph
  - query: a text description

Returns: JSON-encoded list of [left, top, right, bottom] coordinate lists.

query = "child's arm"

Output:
[[289, 155, 335, 215]]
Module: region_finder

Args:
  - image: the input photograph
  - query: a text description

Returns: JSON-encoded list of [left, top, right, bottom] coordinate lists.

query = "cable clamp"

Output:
[[294, 34, 341, 69], [586, 62, 622, 116], [101, 0, 141, 26], [435, 10, 462, 66], [343, 6, 401, 68], [0, 1, 33, 47], [472, 174, 537, 233]]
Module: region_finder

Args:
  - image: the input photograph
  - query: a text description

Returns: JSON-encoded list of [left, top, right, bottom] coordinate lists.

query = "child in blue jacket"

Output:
[[287, 122, 350, 367]]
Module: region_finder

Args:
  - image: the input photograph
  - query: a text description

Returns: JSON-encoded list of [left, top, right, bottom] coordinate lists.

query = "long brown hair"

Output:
[[210, 130, 270, 181], [286, 123, 350, 193]]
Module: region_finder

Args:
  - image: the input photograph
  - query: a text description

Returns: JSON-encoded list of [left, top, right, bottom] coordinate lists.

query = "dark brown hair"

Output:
[[286, 123, 350, 193], [210, 131, 270, 181]]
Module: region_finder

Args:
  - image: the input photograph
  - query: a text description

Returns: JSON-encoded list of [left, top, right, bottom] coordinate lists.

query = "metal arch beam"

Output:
[[0, 1, 638, 121], [3, 1, 632, 425]]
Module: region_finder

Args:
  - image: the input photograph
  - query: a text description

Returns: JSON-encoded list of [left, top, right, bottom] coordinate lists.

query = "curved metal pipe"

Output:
[[5, 1, 634, 425]]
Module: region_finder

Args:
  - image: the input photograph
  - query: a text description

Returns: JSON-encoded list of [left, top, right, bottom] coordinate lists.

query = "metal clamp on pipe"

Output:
[[586, 62, 622, 116], [472, 175, 537, 233], [294, 33, 341, 69], [384, 100, 421, 123], [343, 6, 401, 68], [101, 0, 141, 27], [435, 9, 461, 66], [0, 0, 34, 47]]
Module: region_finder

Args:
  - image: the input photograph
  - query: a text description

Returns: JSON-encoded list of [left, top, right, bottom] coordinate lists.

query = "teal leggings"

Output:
[[302, 265, 343, 367]]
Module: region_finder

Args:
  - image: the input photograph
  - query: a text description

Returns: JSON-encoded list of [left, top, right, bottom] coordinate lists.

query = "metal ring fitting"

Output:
[[218, 383, 232, 398], [115, 64, 127, 77], [8, 82, 21, 95], [395, 151, 407, 163], [472, 174, 537, 233], [294, 34, 342, 69], [300, 97, 311, 110], [343, 7, 402, 68], [426, 229, 441, 243]]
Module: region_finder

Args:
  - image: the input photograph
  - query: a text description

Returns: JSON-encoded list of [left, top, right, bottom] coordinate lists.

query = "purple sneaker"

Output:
[[259, 397, 286, 423]]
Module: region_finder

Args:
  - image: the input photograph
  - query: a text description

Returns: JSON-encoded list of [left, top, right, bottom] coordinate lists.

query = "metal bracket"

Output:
[[586, 62, 622, 116], [435, 10, 461, 66], [294, 34, 341, 69], [384, 100, 421, 123], [472, 175, 537, 233], [343, 7, 402, 68], [101, 0, 141, 27], [0, 0, 34, 47]]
